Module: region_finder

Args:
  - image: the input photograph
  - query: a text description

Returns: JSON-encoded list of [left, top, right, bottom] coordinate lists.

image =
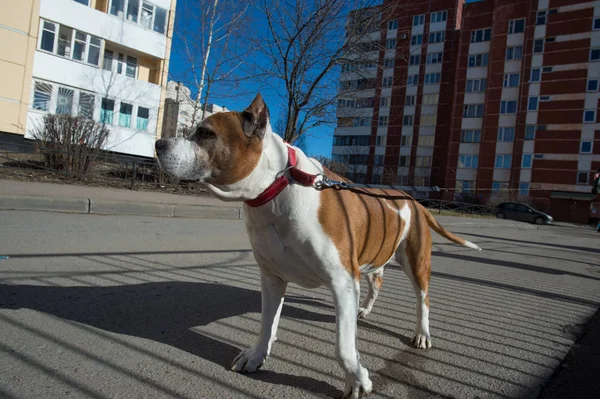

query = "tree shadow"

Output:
[[0, 281, 340, 397]]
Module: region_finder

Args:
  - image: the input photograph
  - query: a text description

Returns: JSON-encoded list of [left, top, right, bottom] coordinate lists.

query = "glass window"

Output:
[[411, 34, 423, 45], [506, 46, 523, 61], [503, 73, 520, 87], [407, 75, 418, 86], [126, 56, 137, 78], [518, 182, 529, 197], [119, 102, 133, 127], [127, 0, 140, 22], [594, 17, 600, 30], [403, 115, 413, 126], [73, 31, 86, 61], [533, 39, 544, 53], [87, 36, 101, 66], [509, 19, 525, 34], [103, 50, 114, 71], [57, 25, 73, 57], [495, 155, 512, 169], [378, 115, 388, 126], [41, 21, 56, 52], [110, 0, 125, 17], [141, 2, 154, 29], [405, 95, 415, 106], [32, 81, 52, 111], [584, 110, 596, 123], [591, 48, 600, 61], [577, 172, 589, 184], [386, 39, 396, 49], [74, 0, 91, 5], [409, 54, 420, 65], [470, 28, 491, 43], [388, 19, 398, 30], [536, 10, 546, 25], [500, 100, 517, 114], [588, 79, 599, 92], [78, 92, 95, 118], [581, 141, 592, 153], [413, 14, 424, 26], [154, 7, 167, 34], [384, 58, 394, 68], [431, 11, 447, 23], [426, 52, 443, 64], [525, 125, 536, 140], [100, 98, 115, 124], [463, 104, 484, 118], [498, 127, 515, 141], [56, 87, 74, 115], [468, 53, 488, 67], [461, 129, 481, 143], [522, 154, 532, 168], [429, 31, 445, 43], [531, 68, 541, 82], [528, 97, 538, 111], [399, 156, 409, 166]]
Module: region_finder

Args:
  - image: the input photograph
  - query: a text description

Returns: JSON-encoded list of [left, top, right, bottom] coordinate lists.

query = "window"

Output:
[[590, 48, 600, 61], [581, 141, 592, 153], [584, 109, 596, 123], [409, 54, 420, 65], [422, 93, 439, 105], [78, 92, 95, 119], [429, 31, 445, 43], [32, 82, 52, 111], [354, 98, 374, 108], [503, 73, 520, 87], [536, 10, 546, 25], [378, 115, 388, 126], [103, 50, 114, 71], [500, 100, 517, 114], [40, 21, 56, 52], [380, 97, 390, 107], [518, 182, 529, 197], [594, 17, 600, 30], [384, 58, 394, 68], [577, 172, 589, 185], [431, 11, 447, 23], [508, 18, 525, 34], [497, 127, 515, 142], [528, 96, 539, 111], [403, 115, 414, 126], [353, 117, 371, 127], [458, 154, 479, 168], [530, 68, 541, 82], [332, 136, 371, 146], [522, 154, 532, 168], [386, 39, 396, 49], [534, 153, 544, 159], [401, 135, 412, 146], [468, 53, 488, 67], [540, 95, 550, 102], [117, 102, 132, 127], [506, 46, 523, 61], [470, 28, 491, 43], [466, 78, 486, 92], [533, 39, 544, 53], [39, 20, 102, 66], [56, 87, 74, 115], [457, 180, 476, 193], [587, 79, 599, 92], [411, 34, 423, 45], [407, 75, 418, 86], [111, 0, 167, 34], [413, 14, 425, 26], [495, 154, 512, 169], [418, 135, 435, 146], [420, 115, 437, 126], [74, 0, 90, 5], [426, 52, 443, 64], [492, 181, 509, 193], [460, 129, 481, 143], [463, 104, 484, 118], [424, 72, 441, 84], [545, 37, 556, 43], [399, 156, 410, 167], [542, 66, 553, 73], [101, 98, 115, 124], [383, 76, 393, 88], [388, 19, 398, 30], [405, 95, 415, 106], [126, 56, 137, 78], [415, 156, 432, 167], [375, 136, 386, 146], [525, 125, 536, 140], [349, 154, 368, 165]]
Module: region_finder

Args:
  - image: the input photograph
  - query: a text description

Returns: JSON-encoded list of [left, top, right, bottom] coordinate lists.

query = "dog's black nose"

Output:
[[155, 139, 168, 152]]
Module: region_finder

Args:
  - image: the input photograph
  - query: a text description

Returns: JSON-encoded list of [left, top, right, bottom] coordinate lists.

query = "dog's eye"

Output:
[[194, 127, 216, 141]]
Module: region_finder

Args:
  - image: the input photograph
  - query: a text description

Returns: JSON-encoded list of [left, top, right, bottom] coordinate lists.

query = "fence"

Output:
[[417, 198, 496, 217]]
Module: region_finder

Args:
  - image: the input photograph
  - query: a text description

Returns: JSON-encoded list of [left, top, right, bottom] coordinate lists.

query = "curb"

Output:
[[0, 195, 244, 221]]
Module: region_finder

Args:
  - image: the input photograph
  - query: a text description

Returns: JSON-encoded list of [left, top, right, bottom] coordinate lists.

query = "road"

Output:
[[0, 210, 599, 399]]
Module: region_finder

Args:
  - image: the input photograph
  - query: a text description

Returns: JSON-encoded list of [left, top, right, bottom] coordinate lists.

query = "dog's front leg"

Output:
[[231, 271, 287, 373], [331, 278, 373, 398]]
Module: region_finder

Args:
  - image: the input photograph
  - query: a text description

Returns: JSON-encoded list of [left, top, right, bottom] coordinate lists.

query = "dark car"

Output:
[[495, 202, 554, 225]]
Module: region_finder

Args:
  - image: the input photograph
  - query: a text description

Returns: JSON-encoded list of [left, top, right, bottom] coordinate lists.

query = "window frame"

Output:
[[108, 0, 168, 35], [460, 129, 481, 143], [495, 154, 512, 169], [505, 45, 523, 61], [503, 73, 520, 88], [500, 100, 517, 114], [580, 141, 592, 153], [468, 53, 489, 68], [528, 96, 539, 111], [508, 18, 525, 34], [533, 39, 544, 53], [470, 28, 492, 43], [497, 127, 515, 142], [584, 109, 596, 123]]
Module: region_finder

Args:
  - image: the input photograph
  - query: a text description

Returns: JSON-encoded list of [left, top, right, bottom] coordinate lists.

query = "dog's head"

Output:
[[155, 94, 269, 186]]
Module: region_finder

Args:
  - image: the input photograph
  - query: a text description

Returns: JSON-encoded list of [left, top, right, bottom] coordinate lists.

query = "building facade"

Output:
[[334, 0, 600, 218], [0, 0, 176, 158]]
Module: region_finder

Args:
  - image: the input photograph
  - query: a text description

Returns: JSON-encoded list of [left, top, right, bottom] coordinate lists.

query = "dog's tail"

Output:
[[417, 203, 482, 251]]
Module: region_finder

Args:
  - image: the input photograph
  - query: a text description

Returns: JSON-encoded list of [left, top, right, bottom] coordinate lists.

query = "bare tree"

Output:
[[252, 0, 405, 142], [174, 0, 252, 124]]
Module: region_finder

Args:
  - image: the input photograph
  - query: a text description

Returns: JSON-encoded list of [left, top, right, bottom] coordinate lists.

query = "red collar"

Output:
[[244, 146, 318, 207]]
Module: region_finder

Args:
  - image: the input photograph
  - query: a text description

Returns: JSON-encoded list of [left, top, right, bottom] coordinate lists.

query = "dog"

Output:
[[155, 94, 481, 398]]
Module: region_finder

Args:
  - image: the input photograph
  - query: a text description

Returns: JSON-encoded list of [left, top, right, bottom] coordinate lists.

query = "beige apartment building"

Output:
[[0, 0, 177, 158]]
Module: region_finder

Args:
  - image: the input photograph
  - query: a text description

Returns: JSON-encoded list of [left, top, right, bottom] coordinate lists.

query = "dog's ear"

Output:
[[242, 93, 269, 139]]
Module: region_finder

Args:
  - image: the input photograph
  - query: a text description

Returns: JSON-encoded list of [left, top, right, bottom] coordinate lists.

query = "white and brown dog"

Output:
[[155, 94, 481, 398]]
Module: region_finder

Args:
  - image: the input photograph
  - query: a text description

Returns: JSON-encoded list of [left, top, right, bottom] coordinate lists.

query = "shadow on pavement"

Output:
[[0, 281, 341, 398]]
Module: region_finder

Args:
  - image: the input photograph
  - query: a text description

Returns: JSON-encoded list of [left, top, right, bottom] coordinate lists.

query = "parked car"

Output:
[[495, 202, 554, 225]]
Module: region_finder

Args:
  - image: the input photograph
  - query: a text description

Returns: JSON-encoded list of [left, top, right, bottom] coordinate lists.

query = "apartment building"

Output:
[[0, 0, 176, 158], [334, 0, 600, 221]]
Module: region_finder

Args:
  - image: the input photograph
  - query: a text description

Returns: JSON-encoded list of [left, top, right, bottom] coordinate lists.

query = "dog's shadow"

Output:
[[0, 281, 341, 397]]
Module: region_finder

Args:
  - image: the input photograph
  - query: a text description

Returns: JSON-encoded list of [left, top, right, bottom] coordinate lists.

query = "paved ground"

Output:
[[0, 210, 598, 399]]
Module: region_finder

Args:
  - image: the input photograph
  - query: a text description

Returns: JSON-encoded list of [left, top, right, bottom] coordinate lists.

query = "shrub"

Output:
[[31, 114, 110, 177]]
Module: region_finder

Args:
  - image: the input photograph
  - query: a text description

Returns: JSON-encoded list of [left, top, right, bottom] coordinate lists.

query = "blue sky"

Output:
[[168, 0, 337, 158]]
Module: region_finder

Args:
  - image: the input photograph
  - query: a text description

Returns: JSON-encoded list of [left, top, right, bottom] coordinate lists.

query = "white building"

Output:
[[22, 0, 177, 158]]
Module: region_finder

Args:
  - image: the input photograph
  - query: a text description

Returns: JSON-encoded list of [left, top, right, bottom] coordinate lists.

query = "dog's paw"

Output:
[[231, 347, 267, 373], [412, 333, 432, 349], [342, 366, 372, 399], [357, 307, 371, 319]]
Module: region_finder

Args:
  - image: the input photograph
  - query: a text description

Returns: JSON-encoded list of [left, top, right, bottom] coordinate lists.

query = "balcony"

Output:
[[40, 0, 168, 59]]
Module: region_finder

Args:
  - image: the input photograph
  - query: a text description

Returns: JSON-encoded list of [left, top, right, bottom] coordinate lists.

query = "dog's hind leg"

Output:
[[330, 276, 372, 398], [231, 271, 287, 373], [358, 267, 384, 319], [395, 231, 432, 349]]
